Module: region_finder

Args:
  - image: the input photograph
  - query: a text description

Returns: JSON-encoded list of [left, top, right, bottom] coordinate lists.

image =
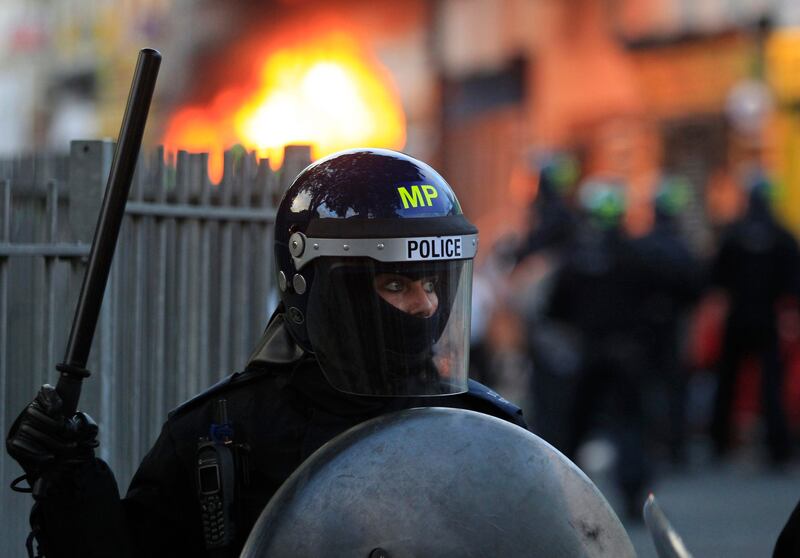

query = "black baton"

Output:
[[56, 48, 161, 417]]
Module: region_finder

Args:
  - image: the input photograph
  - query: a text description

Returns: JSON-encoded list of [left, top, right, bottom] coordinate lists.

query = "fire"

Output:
[[162, 30, 407, 183]]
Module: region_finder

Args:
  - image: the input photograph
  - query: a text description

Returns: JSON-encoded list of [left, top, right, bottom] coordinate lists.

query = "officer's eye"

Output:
[[374, 274, 410, 294], [384, 280, 404, 292], [421, 278, 437, 293]]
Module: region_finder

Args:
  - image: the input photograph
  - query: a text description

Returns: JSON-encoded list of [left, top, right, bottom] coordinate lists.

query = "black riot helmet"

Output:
[[274, 148, 478, 397]]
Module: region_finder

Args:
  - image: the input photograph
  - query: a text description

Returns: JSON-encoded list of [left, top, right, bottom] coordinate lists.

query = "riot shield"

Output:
[[241, 407, 636, 557]]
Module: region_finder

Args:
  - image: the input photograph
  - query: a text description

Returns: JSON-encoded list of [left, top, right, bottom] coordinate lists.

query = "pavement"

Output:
[[586, 443, 800, 558]]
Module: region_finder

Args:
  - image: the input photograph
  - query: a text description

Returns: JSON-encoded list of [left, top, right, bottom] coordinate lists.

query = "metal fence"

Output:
[[0, 141, 311, 556]]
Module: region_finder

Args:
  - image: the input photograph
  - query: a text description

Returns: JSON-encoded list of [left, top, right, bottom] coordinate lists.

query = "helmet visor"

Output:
[[306, 258, 472, 396]]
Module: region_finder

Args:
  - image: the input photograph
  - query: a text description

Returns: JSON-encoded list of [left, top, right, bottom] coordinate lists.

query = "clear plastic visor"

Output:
[[306, 258, 473, 396]]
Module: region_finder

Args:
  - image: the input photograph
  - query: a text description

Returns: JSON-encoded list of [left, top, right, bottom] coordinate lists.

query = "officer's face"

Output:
[[374, 273, 439, 318]]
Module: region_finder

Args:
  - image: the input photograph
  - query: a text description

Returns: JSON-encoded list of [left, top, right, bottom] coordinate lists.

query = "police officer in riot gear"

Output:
[[632, 176, 703, 465], [7, 148, 526, 557], [513, 151, 580, 263], [548, 179, 652, 520], [710, 174, 799, 465]]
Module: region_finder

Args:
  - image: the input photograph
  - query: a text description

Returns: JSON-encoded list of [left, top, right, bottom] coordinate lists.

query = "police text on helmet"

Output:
[[406, 237, 462, 260]]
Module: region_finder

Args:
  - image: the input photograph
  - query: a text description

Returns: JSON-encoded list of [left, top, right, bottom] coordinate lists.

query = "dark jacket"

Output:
[[35, 356, 525, 557], [711, 199, 800, 342]]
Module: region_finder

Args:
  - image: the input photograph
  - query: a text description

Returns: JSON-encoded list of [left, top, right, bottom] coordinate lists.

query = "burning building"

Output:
[[161, 13, 408, 181], [158, 0, 800, 242], [159, 2, 434, 184], [14, 0, 799, 241]]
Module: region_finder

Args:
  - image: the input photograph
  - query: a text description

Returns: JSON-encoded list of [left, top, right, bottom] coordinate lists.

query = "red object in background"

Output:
[[688, 295, 800, 434], [687, 294, 726, 371], [732, 334, 800, 436], [787, 351, 800, 429], [779, 311, 800, 431], [733, 358, 761, 437], [10, 24, 47, 53], [778, 301, 800, 430]]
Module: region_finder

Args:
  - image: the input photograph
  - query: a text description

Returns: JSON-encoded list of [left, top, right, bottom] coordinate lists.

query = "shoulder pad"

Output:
[[466, 379, 527, 429], [167, 367, 269, 420]]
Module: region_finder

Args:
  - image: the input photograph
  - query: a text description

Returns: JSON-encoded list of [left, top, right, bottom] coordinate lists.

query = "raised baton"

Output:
[[56, 48, 161, 417]]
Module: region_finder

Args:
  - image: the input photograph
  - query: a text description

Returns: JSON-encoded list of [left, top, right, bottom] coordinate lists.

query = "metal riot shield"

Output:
[[241, 407, 636, 557]]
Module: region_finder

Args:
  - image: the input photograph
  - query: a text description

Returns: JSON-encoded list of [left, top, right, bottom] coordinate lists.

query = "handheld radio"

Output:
[[196, 400, 236, 548]]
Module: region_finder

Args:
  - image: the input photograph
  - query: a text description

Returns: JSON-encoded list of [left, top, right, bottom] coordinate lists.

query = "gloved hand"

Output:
[[6, 384, 99, 480]]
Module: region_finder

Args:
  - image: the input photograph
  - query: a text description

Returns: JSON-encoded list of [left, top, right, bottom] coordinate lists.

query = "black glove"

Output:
[[6, 384, 99, 480]]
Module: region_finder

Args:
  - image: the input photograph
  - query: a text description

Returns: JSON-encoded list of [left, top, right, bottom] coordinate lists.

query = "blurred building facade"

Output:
[[0, 0, 229, 153], [4, 0, 800, 239], [432, 0, 800, 247]]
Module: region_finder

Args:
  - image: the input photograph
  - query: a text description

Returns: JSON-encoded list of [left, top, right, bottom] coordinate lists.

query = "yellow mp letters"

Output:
[[398, 185, 438, 209]]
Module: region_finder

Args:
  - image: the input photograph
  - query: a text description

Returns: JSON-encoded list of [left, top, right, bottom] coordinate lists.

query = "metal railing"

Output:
[[0, 141, 311, 556]]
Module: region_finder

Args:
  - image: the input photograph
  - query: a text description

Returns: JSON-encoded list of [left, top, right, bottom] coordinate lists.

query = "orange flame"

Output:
[[162, 28, 406, 183]]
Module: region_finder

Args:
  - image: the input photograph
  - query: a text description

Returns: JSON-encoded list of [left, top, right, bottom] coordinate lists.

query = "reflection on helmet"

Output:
[[241, 407, 637, 557], [274, 148, 478, 396]]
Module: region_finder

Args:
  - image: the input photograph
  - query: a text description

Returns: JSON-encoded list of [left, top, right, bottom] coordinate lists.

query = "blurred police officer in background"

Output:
[[709, 172, 799, 466], [510, 152, 582, 450], [631, 176, 704, 465], [547, 179, 652, 520], [6, 149, 527, 558], [513, 152, 580, 264]]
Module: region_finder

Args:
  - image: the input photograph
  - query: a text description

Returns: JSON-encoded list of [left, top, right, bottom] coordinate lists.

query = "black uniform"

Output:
[[710, 188, 799, 463], [8, 149, 516, 557], [33, 354, 525, 557], [548, 220, 651, 517], [631, 212, 703, 463]]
